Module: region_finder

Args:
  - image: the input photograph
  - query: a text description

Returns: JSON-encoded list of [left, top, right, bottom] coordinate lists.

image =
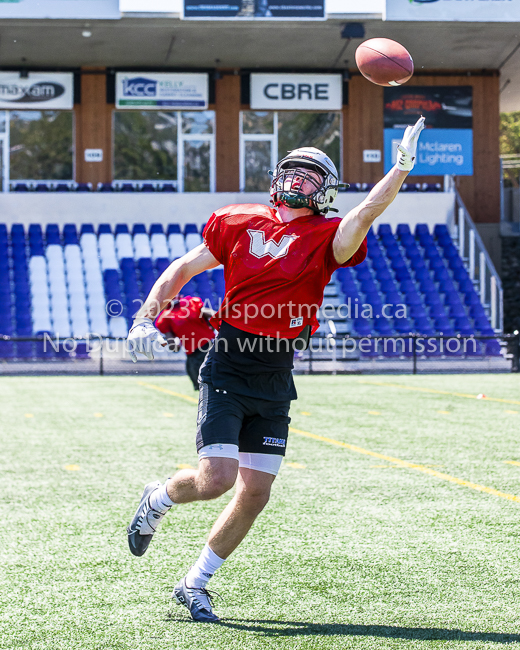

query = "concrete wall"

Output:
[[0, 191, 455, 231]]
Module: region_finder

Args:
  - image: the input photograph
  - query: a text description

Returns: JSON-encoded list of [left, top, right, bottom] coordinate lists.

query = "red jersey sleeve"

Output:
[[323, 220, 367, 274], [203, 213, 224, 264]]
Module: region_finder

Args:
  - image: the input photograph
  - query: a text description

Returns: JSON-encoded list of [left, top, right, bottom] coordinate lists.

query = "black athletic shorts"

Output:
[[195, 380, 291, 456]]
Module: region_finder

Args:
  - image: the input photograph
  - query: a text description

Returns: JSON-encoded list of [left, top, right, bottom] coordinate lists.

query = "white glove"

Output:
[[396, 116, 425, 172], [127, 318, 167, 363]]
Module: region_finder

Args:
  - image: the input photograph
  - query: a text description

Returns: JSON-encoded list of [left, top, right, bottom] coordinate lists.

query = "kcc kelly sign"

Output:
[[251, 74, 342, 111], [116, 72, 208, 109]]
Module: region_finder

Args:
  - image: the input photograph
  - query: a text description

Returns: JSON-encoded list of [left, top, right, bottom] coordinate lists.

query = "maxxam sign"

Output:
[[385, 0, 520, 21], [0, 72, 73, 109]]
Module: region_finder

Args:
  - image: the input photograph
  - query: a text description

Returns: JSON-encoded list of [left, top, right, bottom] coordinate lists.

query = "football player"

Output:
[[127, 117, 425, 623], [155, 294, 216, 390]]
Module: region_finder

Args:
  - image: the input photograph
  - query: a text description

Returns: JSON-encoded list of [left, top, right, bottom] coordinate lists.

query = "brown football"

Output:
[[355, 38, 414, 87]]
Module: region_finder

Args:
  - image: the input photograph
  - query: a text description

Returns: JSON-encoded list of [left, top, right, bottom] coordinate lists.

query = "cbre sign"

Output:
[[385, 0, 520, 21], [250, 74, 342, 110]]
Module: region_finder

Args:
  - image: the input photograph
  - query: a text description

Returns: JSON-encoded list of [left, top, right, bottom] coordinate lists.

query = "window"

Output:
[[9, 110, 74, 181], [240, 111, 342, 192], [113, 110, 215, 192]]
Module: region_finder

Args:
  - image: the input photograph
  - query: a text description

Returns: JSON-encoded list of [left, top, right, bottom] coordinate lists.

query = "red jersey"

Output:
[[155, 296, 215, 355], [203, 204, 367, 338]]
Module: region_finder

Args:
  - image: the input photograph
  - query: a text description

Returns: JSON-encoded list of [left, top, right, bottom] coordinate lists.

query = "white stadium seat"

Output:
[[150, 233, 169, 260], [133, 233, 152, 259], [116, 233, 134, 260], [185, 233, 202, 251], [168, 233, 187, 258], [109, 317, 128, 338]]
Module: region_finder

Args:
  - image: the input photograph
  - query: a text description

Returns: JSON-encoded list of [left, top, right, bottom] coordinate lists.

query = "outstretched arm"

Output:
[[135, 243, 219, 321], [333, 116, 425, 265], [127, 243, 219, 362]]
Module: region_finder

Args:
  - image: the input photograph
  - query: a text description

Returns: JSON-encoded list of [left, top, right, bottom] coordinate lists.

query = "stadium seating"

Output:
[[0, 220, 503, 360]]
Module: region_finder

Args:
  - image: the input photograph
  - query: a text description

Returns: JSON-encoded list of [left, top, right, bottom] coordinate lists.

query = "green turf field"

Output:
[[1, 374, 520, 650]]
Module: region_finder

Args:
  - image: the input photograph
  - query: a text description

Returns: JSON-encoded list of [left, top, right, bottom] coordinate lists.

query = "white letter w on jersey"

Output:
[[248, 230, 299, 260]]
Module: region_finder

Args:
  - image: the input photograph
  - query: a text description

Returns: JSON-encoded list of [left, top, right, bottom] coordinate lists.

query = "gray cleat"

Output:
[[172, 577, 221, 623], [127, 480, 167, 557]]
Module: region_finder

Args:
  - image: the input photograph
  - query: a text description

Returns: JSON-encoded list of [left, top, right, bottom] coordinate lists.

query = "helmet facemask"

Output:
[[270, 147, 341, 214]]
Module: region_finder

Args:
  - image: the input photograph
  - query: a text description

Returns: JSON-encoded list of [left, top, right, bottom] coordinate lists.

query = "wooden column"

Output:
[[343, 75, 384, 185], [75, 68, 113, 187], [215, 73, 241, 192]]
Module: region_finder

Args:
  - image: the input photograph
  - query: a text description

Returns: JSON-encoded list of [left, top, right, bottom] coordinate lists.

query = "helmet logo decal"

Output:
[[248, 229, 299, 259]]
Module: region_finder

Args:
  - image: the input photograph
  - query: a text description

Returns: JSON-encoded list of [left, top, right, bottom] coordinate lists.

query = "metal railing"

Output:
[[453, 190, 503, 332], [0, 334, 518, 376]]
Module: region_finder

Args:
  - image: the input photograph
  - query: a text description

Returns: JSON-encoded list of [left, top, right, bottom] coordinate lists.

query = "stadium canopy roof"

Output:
[[0, 8, 519, 111]]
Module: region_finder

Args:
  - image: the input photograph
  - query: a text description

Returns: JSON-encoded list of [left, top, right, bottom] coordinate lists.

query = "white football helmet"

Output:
[[270, 147, 340, 214]]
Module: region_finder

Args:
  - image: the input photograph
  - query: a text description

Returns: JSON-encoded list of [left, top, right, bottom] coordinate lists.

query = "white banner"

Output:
[[0, 72, 74, 110], [0, 0, 120, 19], [250, 74, 342, 110], [116, 72, 208, 109], [385, 0, 520, 22]]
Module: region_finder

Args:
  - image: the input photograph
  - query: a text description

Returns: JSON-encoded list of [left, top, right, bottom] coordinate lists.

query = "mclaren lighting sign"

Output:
[[385, 0, 520, 22], [0, 72, 74, 110], [251, 74, 342, 110], [384, 86, 473, 176], [116, 73, 208, 109]]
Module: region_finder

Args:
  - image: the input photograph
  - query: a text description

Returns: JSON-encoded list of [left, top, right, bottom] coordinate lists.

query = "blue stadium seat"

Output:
[[11, 224, 26, 238], [448, 257, 464, 271], [394, 317, 413, 334], [458, 278, 475, 294], [444, 291, 462, 306], [429, 304, 447, 319], [415, 224, 429, 237], [161, 183, 177, 192], [115, 224, 129, 234], [121, 183, 135, 192], [375, 268, 393, 283], [470, 304, 487, 320], [377, 224, 393, 237], [399, 279, 416, 294], [98, 224, 112, 235], [132, 224, 147, 236], [442, 244, 459, 259], [76, 183, 91, 192], [371, 256, 387, 270], [13, 183, 29, 192], [55, 184, 71, 192], [150, 224, 164, 235], [141, 183, 155, 192], [184, 224, 199, 235], [453, 267, 470, 282], [464, 291, 481, 307], [433, 267, 450, 283], [449, 303, 467, 319], [433, 316, 453, 333], [353, 318, 372, 336], [63, 224, 79, 245], [167, 223, 182, 235], [414, 317, 435, 335], [155, 258, 170, 275], [80, 224, 95, 235], [45, 224, 61, 244], [404, 291, 422, 307], [373, 316, 393, 335], [98, 183, 114, 192], [409, 305, 427, 319], [434, 224, 450, 238], [454, 317, 474, 335], [361, 279, 378, 294]]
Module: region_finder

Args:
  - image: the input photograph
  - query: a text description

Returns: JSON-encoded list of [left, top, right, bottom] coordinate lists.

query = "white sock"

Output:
[[149, 482, 175, 513], [185, 544, 225, 589]]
